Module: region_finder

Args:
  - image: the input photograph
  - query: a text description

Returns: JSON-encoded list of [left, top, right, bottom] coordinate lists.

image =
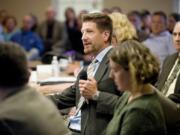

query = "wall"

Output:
[[103, 0, 177, 14], [0, 0, 51, 26], [0, 0, 178, 26]]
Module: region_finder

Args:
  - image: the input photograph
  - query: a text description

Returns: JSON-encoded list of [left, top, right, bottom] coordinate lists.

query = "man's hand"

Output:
[[79, 77, 98, 99]]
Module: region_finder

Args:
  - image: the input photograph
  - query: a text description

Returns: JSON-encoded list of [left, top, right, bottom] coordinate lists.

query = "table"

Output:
[[28, 60, 42, 70]]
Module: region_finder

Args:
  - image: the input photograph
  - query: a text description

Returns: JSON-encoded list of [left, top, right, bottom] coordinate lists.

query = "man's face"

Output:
[[81, 22, 109, 56], [128, 15, 141, 30], [46, 9, 56, 21], [173, 22, 180, 51], [151, 15, 166, 35], [142, 15, 151, 28], [168, 16, 176, 32], [22, 16, 33, 31]]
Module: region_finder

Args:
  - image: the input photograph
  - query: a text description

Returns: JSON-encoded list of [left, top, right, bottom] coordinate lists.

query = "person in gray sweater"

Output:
[[0, 42, 69, 135]]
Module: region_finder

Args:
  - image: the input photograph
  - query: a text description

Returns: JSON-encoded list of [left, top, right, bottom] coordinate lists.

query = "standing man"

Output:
[[38, 6, 69, 59], [156, 21, 180, 104], [49, 13, 120, 135]]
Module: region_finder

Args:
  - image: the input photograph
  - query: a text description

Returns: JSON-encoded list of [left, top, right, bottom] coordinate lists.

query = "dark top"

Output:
[[105, 91, 167, 135], [0, 85, 69, 135]]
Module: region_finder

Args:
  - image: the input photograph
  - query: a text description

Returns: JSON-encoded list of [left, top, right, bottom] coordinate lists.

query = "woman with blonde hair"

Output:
[[104, 40, 167, 135], [109, 12, 137, 45]]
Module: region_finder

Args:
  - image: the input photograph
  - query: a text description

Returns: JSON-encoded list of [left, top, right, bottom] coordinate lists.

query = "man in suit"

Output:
[[49, 12, 120, 135], [156, 21, 180, 103], [0, 42, 69, 135]]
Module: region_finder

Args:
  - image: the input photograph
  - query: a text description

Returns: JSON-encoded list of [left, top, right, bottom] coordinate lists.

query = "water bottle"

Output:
[[51, 56, 59, 77]]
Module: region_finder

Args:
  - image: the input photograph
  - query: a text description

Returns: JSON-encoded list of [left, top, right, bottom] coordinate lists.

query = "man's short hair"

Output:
[[128, 10, 142, 19], [153, 11, 167, 21], [0, 42, 30, 88], [82, 12, 113, 43], [169, 13, 180, 22]]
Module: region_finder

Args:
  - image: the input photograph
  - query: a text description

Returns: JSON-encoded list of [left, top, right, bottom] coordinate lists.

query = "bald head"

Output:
[[22, 15, 33, 31], [172, 21, 180, 51], [45, 6, 56, 21]]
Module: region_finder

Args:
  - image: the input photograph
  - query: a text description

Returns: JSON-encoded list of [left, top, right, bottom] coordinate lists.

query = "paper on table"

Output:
[[38, 76, 76, 85]]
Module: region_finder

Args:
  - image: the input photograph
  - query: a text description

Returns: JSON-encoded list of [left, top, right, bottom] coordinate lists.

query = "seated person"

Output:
[[143, 11, 176, 67], [2, 15, 19, 41], [109, 12, 137, 46], [0, 42, 69, 135], [38, 6, 69, 63], [104, 40, 179, 135], [11, 14, 44, 60], [156, 21, 180, 104]]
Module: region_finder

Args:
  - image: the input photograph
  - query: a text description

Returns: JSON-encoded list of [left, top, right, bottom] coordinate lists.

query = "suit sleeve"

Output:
[[95, 77, 122, 115], [48, 83, 77, 110], [0, 120, 13, 135], [96, 91, 120, 115]]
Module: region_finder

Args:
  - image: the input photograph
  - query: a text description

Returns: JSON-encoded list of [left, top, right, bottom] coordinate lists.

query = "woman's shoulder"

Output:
[[126, 92, 163, 113]]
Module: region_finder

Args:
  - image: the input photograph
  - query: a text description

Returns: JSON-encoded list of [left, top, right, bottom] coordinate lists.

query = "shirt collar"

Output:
[[150, 30, 170, 38], [95, 45, 112, 63]]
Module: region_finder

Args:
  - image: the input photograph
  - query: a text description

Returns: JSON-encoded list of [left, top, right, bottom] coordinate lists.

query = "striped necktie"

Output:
[[87, 59, 98, 77], [76, 59, 98, 110], [68, 59, 99, 131], [162, 57, 180, 95]]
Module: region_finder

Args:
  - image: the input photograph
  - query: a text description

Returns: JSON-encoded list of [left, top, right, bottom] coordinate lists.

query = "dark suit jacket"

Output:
[[38, 20, 70, 55], [50, 49, 121, 135], [0, 85, 69, 135], [156, 52, 180, 103], [155, 90, 180, 135]]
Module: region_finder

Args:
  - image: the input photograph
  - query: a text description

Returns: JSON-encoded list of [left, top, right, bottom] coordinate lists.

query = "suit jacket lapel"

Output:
[[175, 74, 180, 93], [94, 49, 111, 82], [159, 53, 178, 90], [165, 53, 178, 78]]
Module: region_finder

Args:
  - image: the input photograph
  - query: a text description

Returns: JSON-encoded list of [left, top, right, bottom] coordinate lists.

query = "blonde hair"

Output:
[[109, 40, 160, 88], [109, 12, 137, 44]]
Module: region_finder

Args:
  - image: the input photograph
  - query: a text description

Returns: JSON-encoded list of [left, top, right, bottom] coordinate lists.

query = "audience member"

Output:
[[0, 42, 69, 135], [2, 15, 19, 41], [140, 9, 152, 36], [64, 7, 84, 60], [143, 11, 176, 67], [48, 13, 120, 135], [105, 40, 168, 135], [38, 6, 69, 62], [11, 14, 43, 60], [30, 13, 39, 32], [64, 9, 90, 75], [156, 21, 180, 103], [128, 10, 148, 41], [0, 9, 8, 23], [168, 13, 180, 34], [109, 12, 137, 45]]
